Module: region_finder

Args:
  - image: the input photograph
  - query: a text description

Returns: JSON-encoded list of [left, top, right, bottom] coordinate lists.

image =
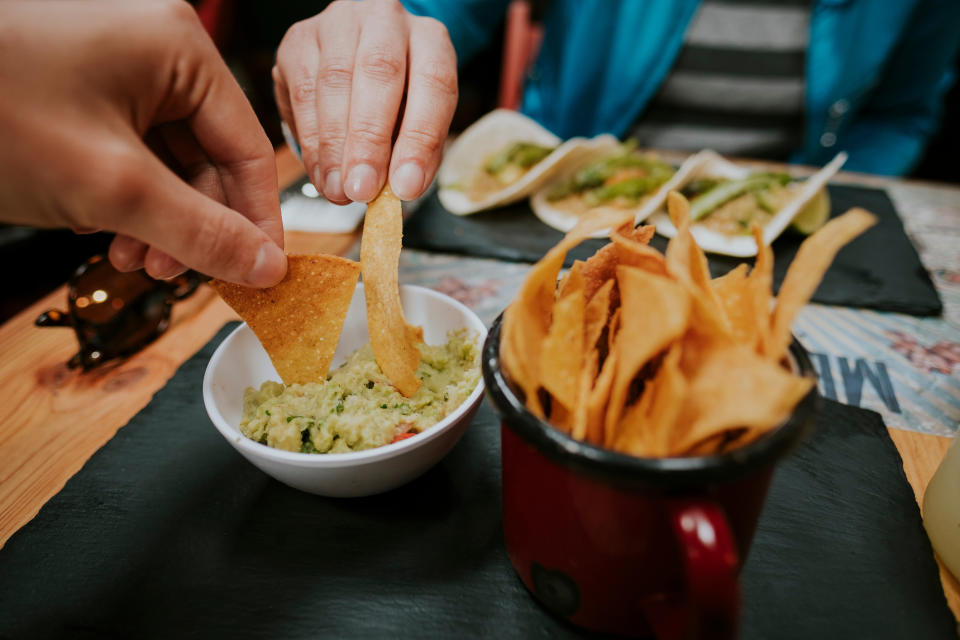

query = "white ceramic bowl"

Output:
[[203, 284, 487, 497]]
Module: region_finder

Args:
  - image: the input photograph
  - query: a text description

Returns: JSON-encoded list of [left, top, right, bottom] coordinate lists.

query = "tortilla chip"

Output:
[[550, 400, 572, 433], [541, 267, 586, 410], [769, 208, 876, 360], [577, 223, 657, 300], [211, 254, 360, 385], [669, 343, 814, 454], [712, 263, 754, 344], [584, 279, 615, 354], [614, 343, 686, 457], [607, 306, 622, 356], [587, 348, 617, 446], [571, 348, 599, 441], [748, 224, 774, 354], [580, 244, 620, 301], [604, 266, 690, 442], [645, 344, 687, 457], [664, 191, 730, 337], [614, 394, 654, 457], [501, 207, 636, 415], [557, 261, 585, 299], [611, 223, 666, 275], [361, 186, 423, 397], [685, 428, 751, 457]]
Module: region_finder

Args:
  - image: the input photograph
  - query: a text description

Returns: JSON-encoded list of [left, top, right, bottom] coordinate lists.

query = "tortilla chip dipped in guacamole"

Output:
[[241, 330, 480, 454], [211, 254, 360, 385], [361, 185, 424, 397]]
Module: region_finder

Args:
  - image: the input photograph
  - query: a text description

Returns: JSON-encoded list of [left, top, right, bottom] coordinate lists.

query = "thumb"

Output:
[[110, 150, 287, 287]]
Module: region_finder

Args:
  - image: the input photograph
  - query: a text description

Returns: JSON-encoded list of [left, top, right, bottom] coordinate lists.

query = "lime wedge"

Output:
[[790, 188, 830, 235]]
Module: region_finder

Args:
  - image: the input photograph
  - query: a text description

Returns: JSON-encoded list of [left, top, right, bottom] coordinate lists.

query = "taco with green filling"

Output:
[[649, 150, 847, 257], [531, 141, 701, 237], [439, 109, 619, 215]]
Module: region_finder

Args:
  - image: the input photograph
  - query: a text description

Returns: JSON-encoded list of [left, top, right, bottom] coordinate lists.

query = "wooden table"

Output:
[[0, 146, 956, 625]]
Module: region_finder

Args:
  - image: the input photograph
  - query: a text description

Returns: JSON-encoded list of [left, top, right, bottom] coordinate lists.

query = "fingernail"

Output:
[[344, 164, 379, 202], [391, 163, 425, 201], [312, 166, 325, 191], [323, 169, 344, 202], [159, 266, 188, 281], [147, 251, 184, 280], [247, 243, 287, 287]]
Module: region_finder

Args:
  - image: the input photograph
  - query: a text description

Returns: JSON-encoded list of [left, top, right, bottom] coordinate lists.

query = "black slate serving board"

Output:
[[0, 325, 954, 639], [403, 184, 942, 316]]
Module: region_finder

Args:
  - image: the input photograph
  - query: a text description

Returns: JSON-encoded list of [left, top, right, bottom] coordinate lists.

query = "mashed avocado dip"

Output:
[[240, 330, 480, 454]]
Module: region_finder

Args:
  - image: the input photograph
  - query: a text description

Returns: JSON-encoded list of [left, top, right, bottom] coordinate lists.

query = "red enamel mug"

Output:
[[482, 315, 818, 639]]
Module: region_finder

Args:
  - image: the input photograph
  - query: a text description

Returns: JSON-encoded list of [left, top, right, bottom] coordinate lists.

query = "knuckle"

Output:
[[154, 0, 200, 29], [286, 19, 310, 40], [415, 59, 458, 99], [194, 215, 248, 274], [323, 0, 353, 16], [378, 0, 405, 14], [362, 0, 403, 14], [401, 124, 444, 155], [278, 17, 320, 59], [349, 120, 393, 150], [316, 130, 346, 165], [277, 21, 304, 53], [299, 136, 321, 170], [290, 77, 316, 105], [416, 15, 451, 40], [317, 61, 354, 91], [358, 49, 404, 82]]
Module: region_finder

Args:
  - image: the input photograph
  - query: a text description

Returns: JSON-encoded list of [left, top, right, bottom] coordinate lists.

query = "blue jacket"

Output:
[[403, 0, 960, 176]]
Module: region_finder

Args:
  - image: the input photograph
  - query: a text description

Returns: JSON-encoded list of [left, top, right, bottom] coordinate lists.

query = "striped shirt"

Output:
[[631, 0, 811, 159]]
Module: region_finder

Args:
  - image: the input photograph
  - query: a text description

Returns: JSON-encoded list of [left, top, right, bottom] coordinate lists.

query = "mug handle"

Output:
[[644, 500, 740, 640]]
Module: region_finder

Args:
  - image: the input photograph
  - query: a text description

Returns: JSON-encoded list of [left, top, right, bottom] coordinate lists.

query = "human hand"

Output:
[[273, 0, 458, 204], [0, 0, 286, 286]]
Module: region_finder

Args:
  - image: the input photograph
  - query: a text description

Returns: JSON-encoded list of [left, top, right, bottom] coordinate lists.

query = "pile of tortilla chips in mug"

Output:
[[501, 192, 876, 457]]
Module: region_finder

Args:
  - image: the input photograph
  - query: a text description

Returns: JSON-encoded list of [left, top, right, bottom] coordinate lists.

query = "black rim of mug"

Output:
[[482, 313, 820, 489]]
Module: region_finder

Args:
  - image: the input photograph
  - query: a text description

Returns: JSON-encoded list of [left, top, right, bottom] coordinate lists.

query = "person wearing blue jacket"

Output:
[[273, 0, 960, 205]]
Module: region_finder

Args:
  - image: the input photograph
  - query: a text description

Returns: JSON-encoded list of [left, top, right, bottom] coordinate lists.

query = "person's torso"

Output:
[[521, 0, 922, 164], [629, 0, 810, 160]]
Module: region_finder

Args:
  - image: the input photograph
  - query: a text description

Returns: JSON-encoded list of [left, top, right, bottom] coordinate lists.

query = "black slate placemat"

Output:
[[0, 325, 954, 639], [403, 185, 942, 316]]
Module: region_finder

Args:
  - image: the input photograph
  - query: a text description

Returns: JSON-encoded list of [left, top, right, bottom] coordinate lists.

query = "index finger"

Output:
[[110, 145, 287, 288], [163, 27, 284, 247], [340, 1, 409, 202], [389, 16, 458, 201]]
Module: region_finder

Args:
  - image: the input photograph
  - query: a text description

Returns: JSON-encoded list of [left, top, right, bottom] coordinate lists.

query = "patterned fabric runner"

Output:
[[395, 179, 960, 437]]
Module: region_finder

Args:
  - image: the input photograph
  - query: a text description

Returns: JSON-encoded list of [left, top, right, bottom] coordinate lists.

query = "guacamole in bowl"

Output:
[[203, 283, 488, 497], [241, 331, 480, 454]]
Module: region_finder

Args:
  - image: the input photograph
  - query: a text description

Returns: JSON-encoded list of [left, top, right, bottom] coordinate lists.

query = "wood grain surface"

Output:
[[888, 427, 960, 623], [0, 146, 955, 628], [0, 146, 357, 548]]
